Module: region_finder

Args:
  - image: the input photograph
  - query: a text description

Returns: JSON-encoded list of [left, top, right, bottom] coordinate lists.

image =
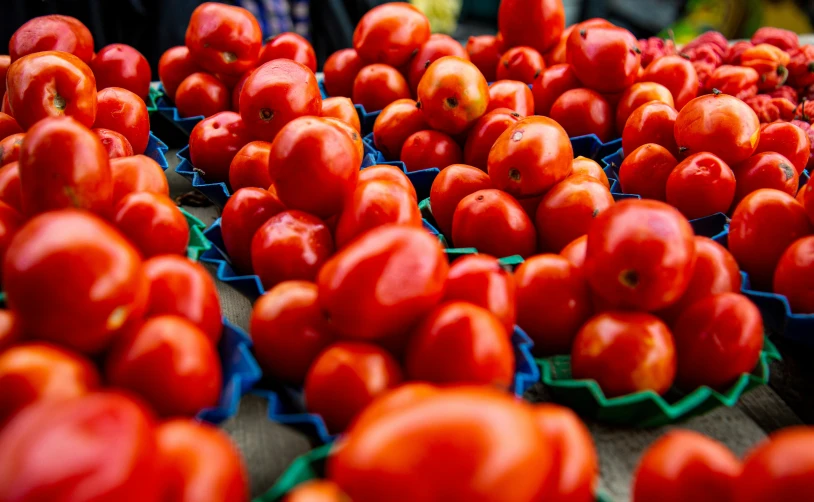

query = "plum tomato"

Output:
[[317, 225, 448, 342], [400, 130, 463, 172], [90, 44, 151, 99], [0, 133, 24, 166], [496, 47, 546, 84], [755, 121, 811, 175], [94, 128, 134, 159], [175, 72, 231, 119], [304, 342, 403, 432], [736, 427, 814, 502], [728, 189, 812, 289], [352, 64, 411, 113], [429, 163, 492, 236], [221, 187, 285, 273], [229, 140, 273, 191], [615, 82, 674, 134], [185, 2, 261, 75], [0, 112, 21, 141], [268, 117, 360, 219], [159, 46, 201, 101], [532, 64, 580, 116], [336, 180, 421, 248], [453, 189, 537, 257], [774, 236, 814, 313], [567, 25, 640, 94], [549, 88, 614, 142], [358, 165, 416, 200], [0, 162, 22, 212], [535, 175, 615, 252], [284, 481, 349, 502], [110, 154, 169, 204], [94, 86, 150, 154], [372, 98, 428, 161], [9, 15, 94, 63], [0, 310, 21, 352], [622, 101, 679, 157], [498, 0, 565, 54], [585, 199, 696, 311], [466, 35, 501, 82], [444, 254, 517, 332], [321, 97, 361, 132], [487, 80, 535, 116], [515, 254, 592, 355], [189, 111, 251, 183], [324, 49, 364, 98], [113, 192, 189, 258], [106, 315, 222, 417], [488, 115, 573, 198], [666, 152, 736, 220], [323, 117, 364, 162], [561, 235, 588, 269], [0, 201, 22, 283], [352, 3, 431, 67], [641, 55, 700, 110], [259, 32, 317, 71], [417, 56, 490, 135], [464, 108, 523, 171], [633, 430, 741, 502], [732, 152, 799, 204], [571, 156, 610, 188], [407, 34, 469, 94]]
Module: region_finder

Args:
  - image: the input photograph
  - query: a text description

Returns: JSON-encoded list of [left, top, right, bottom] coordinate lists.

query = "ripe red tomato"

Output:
[[159, 46, 201, 101], [488, 116, 573, 198], [352, 64, 411, 113], [157, 419, 248, 502], [175, 72, 230, 119], [804, 182, 814, 216], [189, 111, 250, 183], [324, 49, 364, 98], [429, 163, 492, 236], [269, 117, 359, 219], [567, 25, 640, 94], [0, 310, 21, 352], [444, 254, 517, 333], [110, 154, 169, 204], [0, 56, 8, 92], [466, 35, 501, 81], [615, 82, 674, 133], [728, 189, 812, 289], [9, 15, 94, 63], [633, 430, 741, 502], [221, 187, 285, 273], [498, 0, 565, 54], [463, 108, 521, 171], [666, 152, 736, 219], [0, 342, 99, 427], [336, 180, 421, 248], [417, 56, 490, 135], [774, 236, 814, 313], [641, 55, 700, 110], [317, 225, 448, 342], [622, 101, 679, 157], [106, 315, 221, 416], [550, 88, 614, 142], [94, 128, 134, 159], [94, 86, 150, 154], [732, 152, 799, 204], [259, 32, 317, 72], [736, 427, 814, 502], [90, 44, 151, 99], [229, 140, 273, 191], [372, 99, 427, 161], [496, 47, 546, 84], [453, 189, 537, 257], [0, 133, 24, 166], [0, 392, 161, 501], [353, 3, 430, 67], [1, 93, 10, 116], [230, 71, 251, 112], [705, 65, 759, 100], [561, 235, 588, 269], [0, 112, 21, 141], [487, 80, 534, 116], [321, 97, 361, 132], [6, 51, 97, 130], [400, 130, 463, 172], [185, 2, 261, 75], [305, 342, 403, 432], [407, 34, 468, 93], [358, 165, 417, 200], [113, 192, 189, 258], [544, 19, 613, 66], [532, 64, 580, 116], [571, 156, 610, 188], [284, 481, 349, 502], [585, 199, 696, 311], [755, 122, 811, 175], [239, 59, 321, 142], [0, 162, 22, 211], [0, 200, 22, 283], [536, 175, 615, 252]]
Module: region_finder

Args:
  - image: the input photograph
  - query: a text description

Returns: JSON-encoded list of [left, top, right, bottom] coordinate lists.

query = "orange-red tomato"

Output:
[[158, 46, 201, 101], [352, 64, 411, 112], [444, 254, 517, 333], [113, 192, 189, 258], [774, 235, 814, 313], [615, 82, 674, 134], [0, 112, 21, 141], [185, 2, 262, 76], [417, 56, 490, 135], [0, 162, 21, 212], [231, 71, 251, 112], [407, 34, 469, 93], [321, 97, 361, 132], [561, 235, 588, 269], [487, 80, 534, 116], [372, 98, 428, 160], [544, 18, 613, 66], [229, 140, 273, 191], [400, 130, 463, 172], [94, 128, 134, 159], [641, 55, 700, 110], [498, 0, 565, 54], [567, 25, 640, 94], [110, 154, 170, 204], [453, 189, 537, 258], [324, 49, 365, 98], [284, 480, 350, 502], [550, 88, 614, 142], [9, 15, 95, 63], [175, 72, 230, 118], [705, 65, 759, 100], [736, 427, 814, 502], [804, 182, 813, 215], [1, 93, 10, 116], [733, 152, 799, 204], [259, 32, 317, 71], [358, 165, 417, 200], [323, 117, 364, 162], [0, 133, 23, 166], [755, 121, 811, 175], [622, 101, 680, 157], [571, 156, 610, 188], [464, 108, 523, 171], [221, 187, 286, 273], [429, 163, 492, 236], [496, 47, 545, 84], [336, 180, 422, 248], [466, 35, 501, 82], [666, 152, 736, 220], [536, 175, 615, 252], [90, 43, 151, 99], [532, 64, 580, 116], [353, 3, 431, 67], [189, 111, 251, 183], [0, 200, 21, 284], [0, 310, 21, 353], [94, 86, 150, 154]]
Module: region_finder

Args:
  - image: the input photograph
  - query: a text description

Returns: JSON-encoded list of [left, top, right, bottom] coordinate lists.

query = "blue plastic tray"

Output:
[[144, 132, 169, 171]]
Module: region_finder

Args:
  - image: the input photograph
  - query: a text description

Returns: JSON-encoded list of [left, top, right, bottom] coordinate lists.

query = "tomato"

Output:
[[561, 235, 588, 268], [230, 71, 251, 112], [705, 65, 759, 100], [189, 111, 250, 183], [732, 152, 798, 204], [728, 189, 812, 289], [0, 112, 21, 141], [321, 97, 361, 133], [94, 87, 150, 154], [0, 343, 99, 427], [0, 133, 24, 166], [0, 56, 8, 92], [175, 72, 230, 119], [336, 180, 421, 247], [0, 200, 21, 281], [229, 140, 273, 191], [429, 163, 492, 236], [615, 83, 674, 134], [641, 55, 699, 110], [353, 3, 430, 67], [585, 199, 696, 311], [532, 64, 580, 117], [1, 93, 10, 116], [444, 254, 516, 332], [633, 430, 741, 502], [305, 342, 403, 432], [157, 419, 248, 502], [571, 156, 610, 188], [774, 236, 814, 313], [269, 117, 359, 219], [466, 35, 501, 82], [159, 46, 201, 101], [535, 175, 615, 252], [549, 88, 614, 142], [259, 32, 317, 72], [407, 34, 468, 93], [359, 165, 416, 198], [239, 59, 321, 142], [400, 130, 463, 172], [805, 183, 814, 224], [329, 385, 552, 502], [417, 56, 490, 135], [317, 225, 448, 342], [143, 255, 223, 344], [352, 64, 411, 113], [0, 392, 160, 501], [6, 51, 97, 130], [566, 25, 640, 94], [621, 101, 679, 157], [463, 108, 521, 171], [0, 162, 21, 211], [545, 19, 613, 66], [9, 15, 94, 63], [322, 117, 364, 163], [498, 0, 565, 54], [113, 192, 189, 258], [372, 99, 427, 160], [487, 80, 534, 116], [284, 480, 349, 502], [94, 128, 134, 159], [736, 427, 814, 502], [454, 189, 537, 257], [496, 47, 546, 84], [90, 44, 151, 99], [110, 154, 169, 204], [488, 115, 573, 198], [220, 189, 284, 275], [755, 122, 811, 175], [666, 152, 736, 220], [185, 2, 261, 75], [324, 49, 364, 98]]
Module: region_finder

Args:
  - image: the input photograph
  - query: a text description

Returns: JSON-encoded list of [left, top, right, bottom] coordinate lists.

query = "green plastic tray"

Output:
[[146, 85, 162, 115], [180, 207, 211, 261], [537, 336, 781, 427]]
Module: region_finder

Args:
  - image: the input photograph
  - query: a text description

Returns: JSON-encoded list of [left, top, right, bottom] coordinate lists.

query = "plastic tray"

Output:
[[145, 131, 170, 171], [179, 207, 211, 261]]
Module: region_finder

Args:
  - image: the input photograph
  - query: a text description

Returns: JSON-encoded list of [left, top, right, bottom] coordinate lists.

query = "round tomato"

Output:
[[429, 163, 492, 236], [532, 64, 580, 116], [94, 86, 150, 154], [353, 3, 430, 67], [221, 187, 285, 273], [94, 128, 134, 159], [733, 152, 799, 204], [736, 427, 814, 502], [229, 140, 273, 191], [571, 156, 610, 188], [567, 25, 640, 93], [189, 111, 250, 183], [487, 80, 534, 116], [464, 108, 522, 171], [358, 165, 416, 200], [0, 310, 20, 352], [175, 72, 230, 119], [466, 35, 501, 81], [805, 183, 814, 224], [324, 49, 364, 98], [259, 32, 317, 71], [641, 55, 700, 110], [9, 15, 94, 63], [185, 2, 261, 75], [284, 480, 349, 502], [407, 34, 469, 93], [0, 162, 21, 211], [230, 71, 251, 112], [400, 130, 462, 172], [498, 0, 565, 54], [90, 44, 151, 99], [110, 154, 169, 204], [774, 236, 814, 313], [1, 93, 10, 116], [0, 133, 24, 166], [544, 19, 613, 66], [453, 189, 537, 258], [622, 101, 679, 157], [158, 46, 201, 101], [322, 117, 364, 162], [496, 47, 546, 84], [444, 254, 517, 333], [705, 65, 759, 100], [755, 121, 810, 174], [615, 82, 674, 133], [561, 235, 588, 269], [352, 64, 411, 112], [336, 180, 421, 248], [0, 112, 21, 141], [417, 56, 490, 135], [321, 97, 361, 132], [372, 99, 427, 161], [666, 152, 736, 220], [550, 88, 614, 142], [113, 192, 189, 258]]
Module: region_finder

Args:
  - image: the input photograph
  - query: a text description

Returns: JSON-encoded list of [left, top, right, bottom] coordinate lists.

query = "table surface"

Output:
[[165, 150, 814, 502]]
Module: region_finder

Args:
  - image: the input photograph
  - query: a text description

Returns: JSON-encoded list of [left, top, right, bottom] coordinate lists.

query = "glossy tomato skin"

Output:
[[496, 47, 545, 84], [323, 117, 364, 162], [352, 64, 411, 112], [189, 111, 251, 183], [429, 163, 492, 236], [94, 128, 134, 159], [550, 88, 614, 142], [633, 430, 741, 502], [622, 101, 679, 157], [0, 310, 21, 352], [774, 236, 814, 313], [417, 56, 490, 135], [453, 189, 537, 258], [641, 55, 700, 110], [755, 121, 810, 174], [498, 0, 565, 54], [259, 32, 317, 71], [617, 144, 678, 201], [0, 133, 24, 166], [666, 152, 736, 220], [444, 254, 517, 332], [736, 427, 814, 502], [561, 235, 588, 269], [113, 192, 189, 258], [466, 35, 501, 81], [90, 44, 151, 99], [0, 112, 22, 141], [728, 189, 812, 289], [567, 25, 640, 93], [400, 130, 463, 172], [532, 64, 580, 116], [408, 34, 469, 93], [321, 97, 361, 132], [372, 99, 427, 160], [159, 46, 201, 100], [9, 15, 94, 63], [615, 82, 674, 134], [94, 87, 150, 154], [110, 155, 169, 204], [358, 165, 416, 200], [185, 2, 261, 75], [0, 56, 8, 93], [336, 180, 422, 248], [221, 187, 285, 273], [6, 51, 97, 130], [305, 342, 403, 432], [0, 162, 22, 211], [229, 140, 273, 191], [464, 108, 522, 171], [488, 115, 573, 198], [732, 152, 799, 204], [317, 225, 448, 342], [570, 157, 611, 189], [324, 49, 364, 98], [487, 80, 534, 116], [1, 93, 10, 116], [0, 201, 22, 284], [284, 480, 349, 502], [0, 392, 161, 502], [175, 72, 230, 119], [353, 3, 431, 67], [585, 199, 696, 311]]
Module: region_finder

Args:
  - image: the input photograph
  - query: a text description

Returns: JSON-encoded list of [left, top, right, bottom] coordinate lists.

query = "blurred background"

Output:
[[2, 0, 812, 72]]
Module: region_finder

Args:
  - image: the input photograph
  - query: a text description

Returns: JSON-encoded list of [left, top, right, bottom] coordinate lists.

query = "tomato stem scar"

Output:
[[619, 269, 640, 288]]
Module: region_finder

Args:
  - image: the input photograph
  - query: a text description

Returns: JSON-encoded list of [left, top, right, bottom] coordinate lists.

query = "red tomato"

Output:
[[463, 108, 523, 171], [615, 82, 674, 134], [113, 192, 189, 258], [324, 49, 364, 98], [322, 117, 364, 163], [400, 130, 462, 172], [305, 342, 403, 432], [6, 51, 97, 130], [157, 419, 248, 502], [585, 199, 696, 311], [94, 86, 150, 154], [622, 101, 679, 157], [189, 111, 250, 183], [259, 32, 317, 72], [407, 34, 469, 93], [0, 342, 99, 427], [143, 255, 223, 344], [9, 15, 94, 63], [444, 254, 517, 333], [641, 55, 700, 110], [321, 97, 361, 132], [571, 156, 610, 188], [0, 310, 20, 352], [544, 19, 614, 66], [230, 71, 251, 112], [94, 128, 134, 159], [1, 93, 10, 116], [0, 200, 22, 283], [175, 72, 230, 119], [755, 122, 811, 175], [466, 35, 501, 81], [561, 235, 588, 269], [633, 430, 741, 502], [733, 152, 798, 204], [240, 59, 321, 141], [736, 427, 814, 502], [532, 64, 580, 116], [229, 140, 273, 191], [106, 315, 221, 417], [18, 117, 111, 216], [0, 133, 24, 166], [487, 80, 534, 116], [567, 25, 640, 94], [453, 189, 537, 257], [110, 154, 169, 204], [417, 56, 490, 135], [429, 163, 492, 236], [0, 392, 161, 501], [705, 65, 759, 100], [284, 481, 349, 502], [550, 88, 614, 142], [498, 0, 565, 54], [185, 2, 261, 75], [159, 46, 201, 101], [269, 117, 359, 218], [221, 187, 285, 273], [0, 112, 21, 141], [317, 225, 448, 342], [0, 162, 22, 211], [90, 44, 151, 99], [372, 98, 427, 160], [728, 189, 812, 289], [805, 183, 814, 224], [352, 64, 410, 112], [488, 115, 574, 198], [353, 3, 431, 67], [359, 165, 416, 198], [666, 152, 736, 219], [336, 180, 421, 247], [535, 175, 615, 252], [496, 47, 546, 84], [0, 56, 8, 93], [774, 236, 814, 313]]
